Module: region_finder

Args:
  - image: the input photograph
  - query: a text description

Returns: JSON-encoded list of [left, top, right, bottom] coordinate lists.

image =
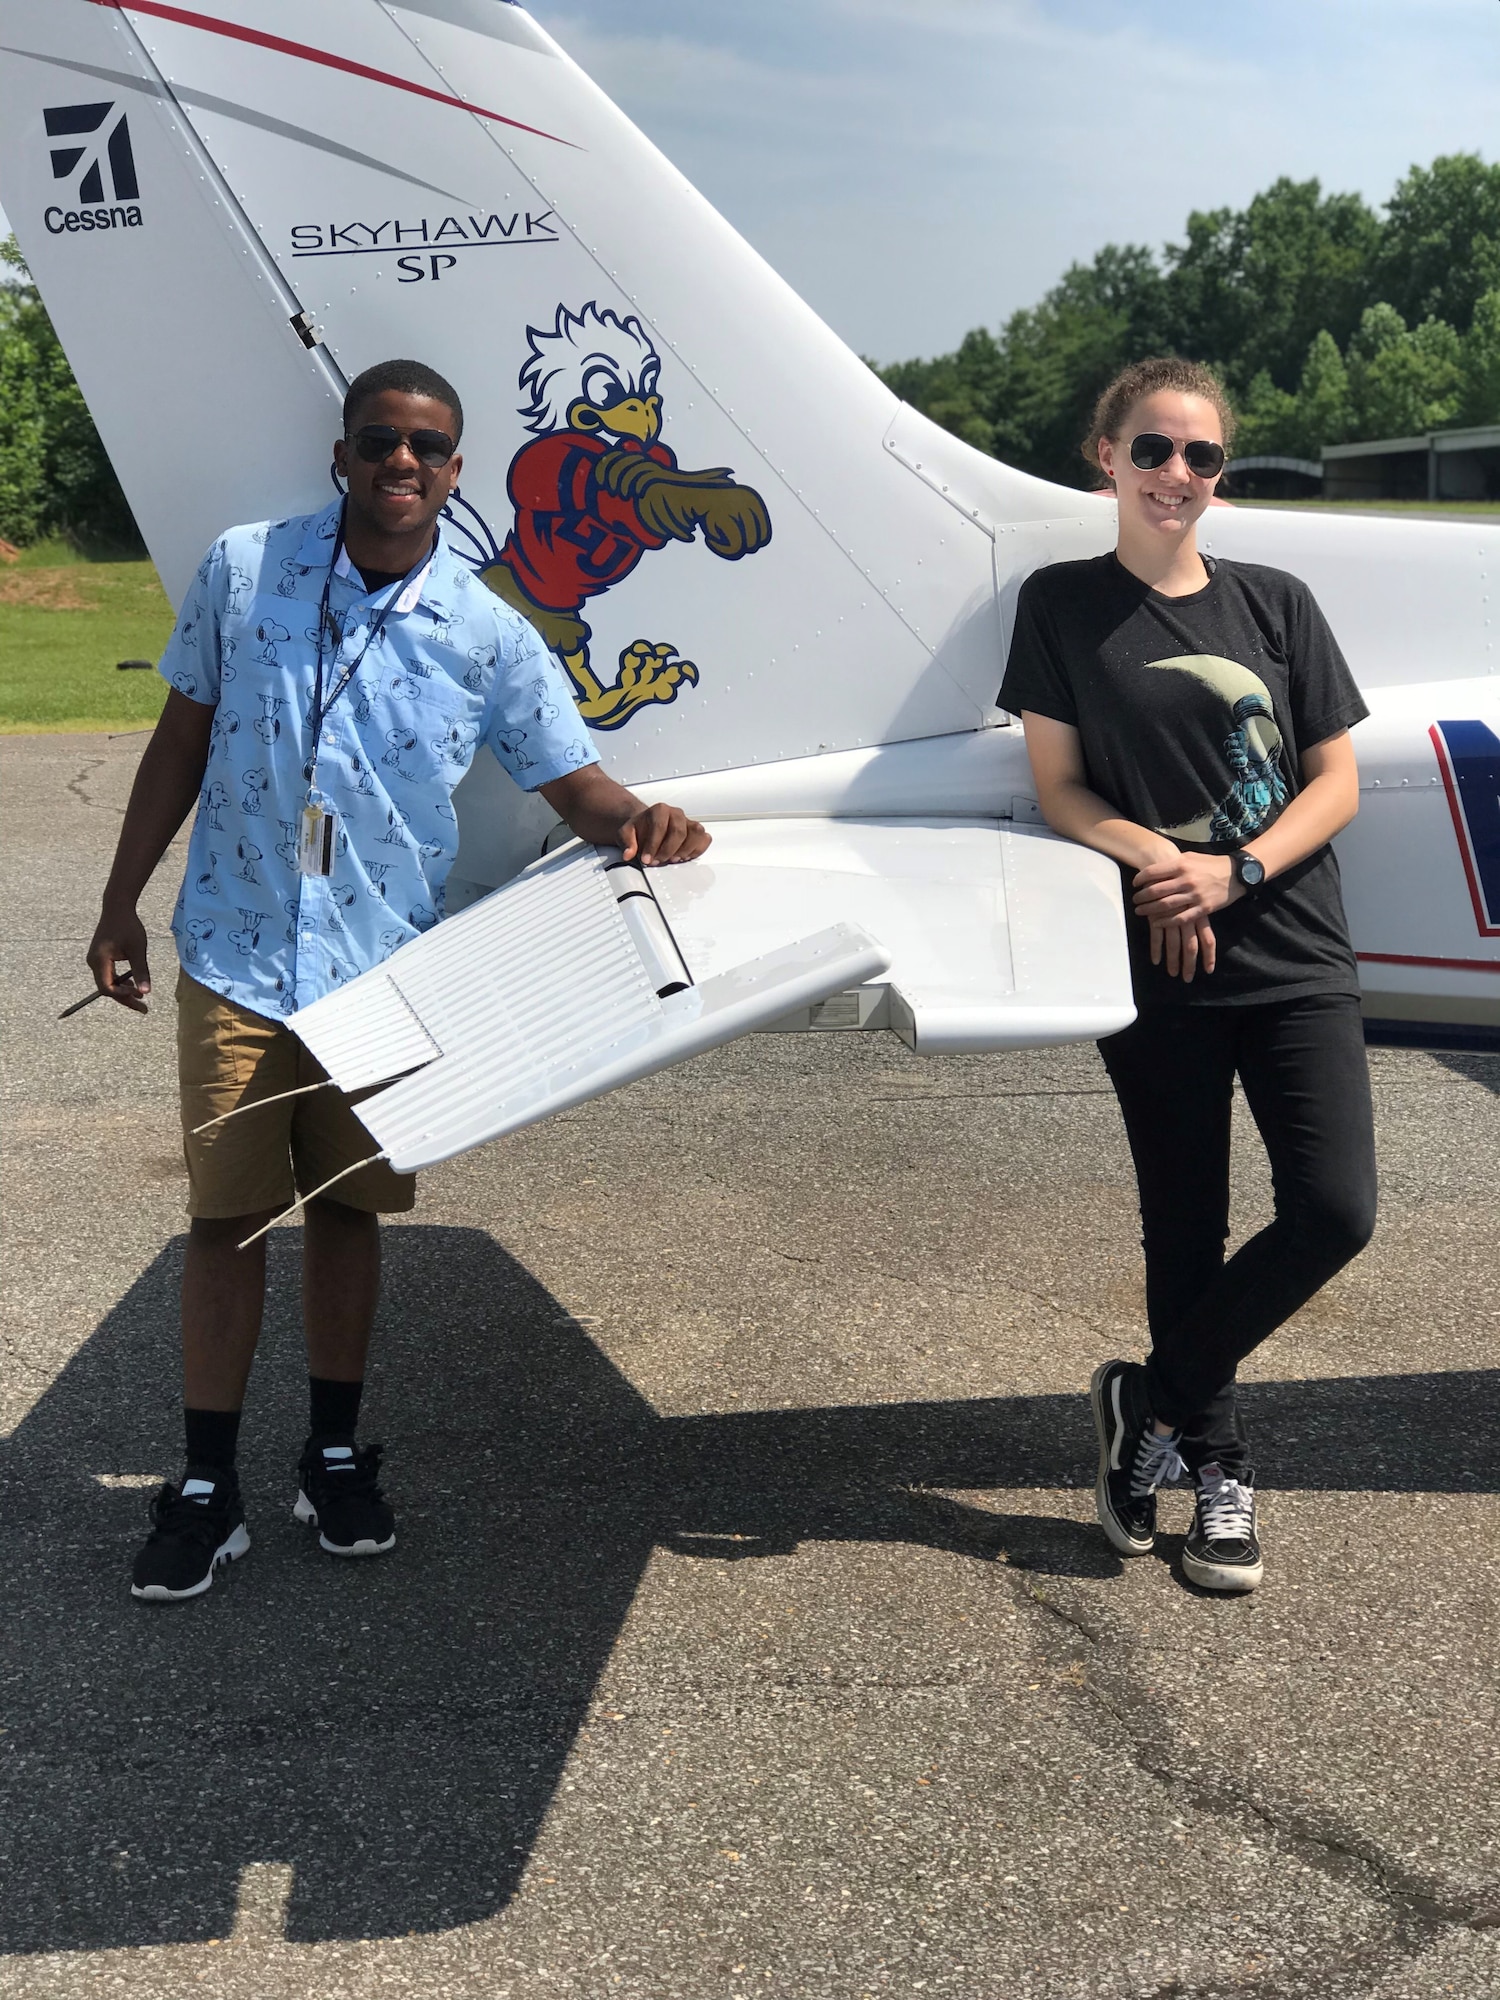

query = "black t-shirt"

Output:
[[998, 552, 1369, 1009]]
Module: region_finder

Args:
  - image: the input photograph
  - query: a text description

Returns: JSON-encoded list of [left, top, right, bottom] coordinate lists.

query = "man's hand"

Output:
[[539, 764, 711, 866], [618, 800, 709, 866], [87, 906, 152, 1012], [85, 688, 215, 1015]]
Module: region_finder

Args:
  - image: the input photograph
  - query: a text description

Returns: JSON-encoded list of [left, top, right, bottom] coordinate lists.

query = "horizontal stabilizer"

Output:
[[650, 819, 1135, 1054]]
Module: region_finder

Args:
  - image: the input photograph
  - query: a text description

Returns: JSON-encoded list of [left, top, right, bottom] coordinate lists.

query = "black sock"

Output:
[[308, 1375, 363, 1439], [183, 1406, 241, 1474]]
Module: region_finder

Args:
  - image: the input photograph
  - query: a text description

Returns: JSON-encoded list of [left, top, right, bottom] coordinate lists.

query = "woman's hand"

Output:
[[1133, 854, 1238, 983], [1151, 911, 1218, 982], [1131, 851, 1239, 923]]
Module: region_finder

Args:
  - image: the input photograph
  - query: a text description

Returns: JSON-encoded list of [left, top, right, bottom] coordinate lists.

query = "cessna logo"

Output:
[[42, 102, 143, 235]]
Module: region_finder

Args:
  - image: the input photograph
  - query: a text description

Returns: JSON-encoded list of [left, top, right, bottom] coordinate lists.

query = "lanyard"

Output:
[[308, 509, 431, 791]]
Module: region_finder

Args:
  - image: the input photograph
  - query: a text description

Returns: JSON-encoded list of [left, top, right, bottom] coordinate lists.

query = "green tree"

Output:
[[1232, 371, 1300, 459], [879, 327, 1002, 455], [1164, 178, 1380, 393], [1458, 289, 1500, 425], [1294, 329, 1354, 454], [1235, 330, 1355, 460], [0, 234, 140, 549], [881, 241, 1171, 487], [992, 245, 1169, 484], [1346, 303, 1463, 439], [1376, 154, 1500, 332]]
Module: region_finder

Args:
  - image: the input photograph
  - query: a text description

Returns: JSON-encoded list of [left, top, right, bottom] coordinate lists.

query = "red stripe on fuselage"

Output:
[[1357, 951, 1500, 973], [85, 0, 577, 147]]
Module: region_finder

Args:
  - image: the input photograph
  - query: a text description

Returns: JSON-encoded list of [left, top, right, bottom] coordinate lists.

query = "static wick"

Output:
[[192, 1078, 338, 1135], [237, 1153, 391, 1250]]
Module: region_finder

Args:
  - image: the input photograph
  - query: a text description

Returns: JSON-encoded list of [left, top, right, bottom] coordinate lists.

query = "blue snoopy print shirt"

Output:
[[160, 497, 598, 1019]]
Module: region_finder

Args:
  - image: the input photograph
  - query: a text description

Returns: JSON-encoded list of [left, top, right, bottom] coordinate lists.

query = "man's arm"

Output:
[[86, 690, 216, 1012], [539, 763, 710, 866]]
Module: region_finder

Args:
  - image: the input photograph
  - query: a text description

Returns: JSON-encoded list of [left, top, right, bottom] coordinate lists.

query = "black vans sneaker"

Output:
[[1090, 1359, 1185, 1556], [1183, 1464, 1263, 1592], [294, 1437, 395, 1556], [130, 1471, 250, 1602]]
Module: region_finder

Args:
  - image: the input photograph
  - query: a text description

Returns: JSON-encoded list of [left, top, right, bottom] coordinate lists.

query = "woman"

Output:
[[998, 356, 1376, 1592]]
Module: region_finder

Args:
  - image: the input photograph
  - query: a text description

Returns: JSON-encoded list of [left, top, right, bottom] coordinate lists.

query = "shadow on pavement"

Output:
[[1, 1224, 1495, 1952], [1433, 1050, 1500, 1096]]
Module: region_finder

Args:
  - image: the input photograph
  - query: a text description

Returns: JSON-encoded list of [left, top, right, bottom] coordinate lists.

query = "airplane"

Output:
[[2, 0, 1496, 1177]]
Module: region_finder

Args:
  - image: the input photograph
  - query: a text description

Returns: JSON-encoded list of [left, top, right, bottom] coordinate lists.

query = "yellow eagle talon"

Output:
[[573, 642, 700, 726]]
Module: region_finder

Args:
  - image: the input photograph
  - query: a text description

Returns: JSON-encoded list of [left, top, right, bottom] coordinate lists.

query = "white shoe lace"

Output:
[[1128, 1427, 1186, 1499], [1197, 1473, 1256, 1544]]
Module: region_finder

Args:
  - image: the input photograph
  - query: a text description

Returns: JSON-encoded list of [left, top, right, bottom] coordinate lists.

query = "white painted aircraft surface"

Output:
[[1, 0, 1496, 1169]]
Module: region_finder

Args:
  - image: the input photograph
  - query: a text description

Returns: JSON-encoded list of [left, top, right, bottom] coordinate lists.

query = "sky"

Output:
[[530, 0, 1500, 360], [5, 0, 1498, 362]]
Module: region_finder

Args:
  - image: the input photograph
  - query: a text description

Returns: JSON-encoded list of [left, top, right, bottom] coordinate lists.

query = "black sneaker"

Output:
[[1183, 1464, 1263, 1592], [130, 1471, 250, 1602], [294, 1437, 395, 1556], [1090, 1358, 1185, 1556]]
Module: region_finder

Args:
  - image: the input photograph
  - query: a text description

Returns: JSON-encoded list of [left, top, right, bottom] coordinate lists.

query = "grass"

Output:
[[1, 496, 1495, 732], [0, 536, 174, 732]]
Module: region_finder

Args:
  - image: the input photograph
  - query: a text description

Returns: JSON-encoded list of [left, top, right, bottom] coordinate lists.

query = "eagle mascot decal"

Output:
[[480, 301, 772, 730]]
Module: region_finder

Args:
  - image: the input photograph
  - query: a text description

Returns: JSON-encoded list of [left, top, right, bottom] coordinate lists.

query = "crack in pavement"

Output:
[[64, 758, 117, 815], [862, 1260, 1122, 1343], [999, 1562, 1499, 1996]]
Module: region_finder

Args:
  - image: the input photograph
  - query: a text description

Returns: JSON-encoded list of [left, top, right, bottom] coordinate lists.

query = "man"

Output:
[[87, 357, 708, 1602]]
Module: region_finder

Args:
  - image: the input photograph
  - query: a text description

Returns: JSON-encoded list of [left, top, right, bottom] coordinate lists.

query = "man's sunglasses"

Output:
[[1128, 432, 1227, 480], [347, 424, 457, 469]]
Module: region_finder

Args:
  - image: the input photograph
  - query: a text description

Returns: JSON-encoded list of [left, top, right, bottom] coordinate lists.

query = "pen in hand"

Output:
[[58, 989, 111, 1020], [59, 980, 146, 1019]]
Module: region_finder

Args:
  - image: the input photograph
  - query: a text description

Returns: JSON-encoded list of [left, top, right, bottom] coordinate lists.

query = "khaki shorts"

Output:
[[177, 969, 416, 1220]]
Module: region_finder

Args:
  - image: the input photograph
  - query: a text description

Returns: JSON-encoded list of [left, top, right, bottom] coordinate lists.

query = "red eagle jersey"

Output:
[[497, 432, 678, 615]]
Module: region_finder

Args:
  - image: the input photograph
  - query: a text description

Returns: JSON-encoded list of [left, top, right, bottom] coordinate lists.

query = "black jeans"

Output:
[[1098, 993, 1377, 1474]]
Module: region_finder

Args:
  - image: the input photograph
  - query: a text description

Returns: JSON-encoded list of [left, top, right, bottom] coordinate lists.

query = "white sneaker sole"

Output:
[[293, 1489, 395, 1557], [1090, 1361, 1154, 1557], [131, 1521, 251, 1601], [1182, 1546, 1263, 1592]]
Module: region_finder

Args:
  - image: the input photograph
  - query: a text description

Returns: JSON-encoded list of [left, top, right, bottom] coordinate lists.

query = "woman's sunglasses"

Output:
[[347, 424, 457, 469], [1128, 432, 1226, 480]]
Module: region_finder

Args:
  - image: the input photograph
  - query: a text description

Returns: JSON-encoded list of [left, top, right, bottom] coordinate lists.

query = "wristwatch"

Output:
[[1233, 850, 1266, 893]]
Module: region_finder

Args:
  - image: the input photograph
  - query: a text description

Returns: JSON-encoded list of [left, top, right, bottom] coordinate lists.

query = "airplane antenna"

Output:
[[439, 488, 503, 572], [192, 1077, 339, 1135]]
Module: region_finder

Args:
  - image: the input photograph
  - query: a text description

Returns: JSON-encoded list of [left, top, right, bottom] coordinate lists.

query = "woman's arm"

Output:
[[1020, 710, 1217, 981], [1130, 730, 1360, 925]]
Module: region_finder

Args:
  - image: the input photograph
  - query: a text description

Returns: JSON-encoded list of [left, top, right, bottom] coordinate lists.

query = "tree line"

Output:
[[0, 235, 139, 550], [876, 154, 1500, 487], [4, 153, 1499, 546]]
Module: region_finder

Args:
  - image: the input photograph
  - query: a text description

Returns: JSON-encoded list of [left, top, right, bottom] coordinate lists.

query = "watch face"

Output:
[[1238, 854, 1266, 888]]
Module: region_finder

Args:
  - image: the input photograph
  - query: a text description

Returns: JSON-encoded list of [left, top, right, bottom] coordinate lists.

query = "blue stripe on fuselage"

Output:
[[1436, 719, 1500, 928]]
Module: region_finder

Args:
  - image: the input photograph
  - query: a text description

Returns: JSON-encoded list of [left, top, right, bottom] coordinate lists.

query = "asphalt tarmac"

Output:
[[2, 732, 1496, 2000]]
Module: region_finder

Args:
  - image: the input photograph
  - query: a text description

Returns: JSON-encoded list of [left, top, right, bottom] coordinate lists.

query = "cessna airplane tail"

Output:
[[2, 0, 1495, 1163]]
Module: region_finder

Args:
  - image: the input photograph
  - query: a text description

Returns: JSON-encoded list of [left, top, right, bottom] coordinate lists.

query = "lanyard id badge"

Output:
[[297, 799, 338, 877], [300, 510, 433, 878]]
